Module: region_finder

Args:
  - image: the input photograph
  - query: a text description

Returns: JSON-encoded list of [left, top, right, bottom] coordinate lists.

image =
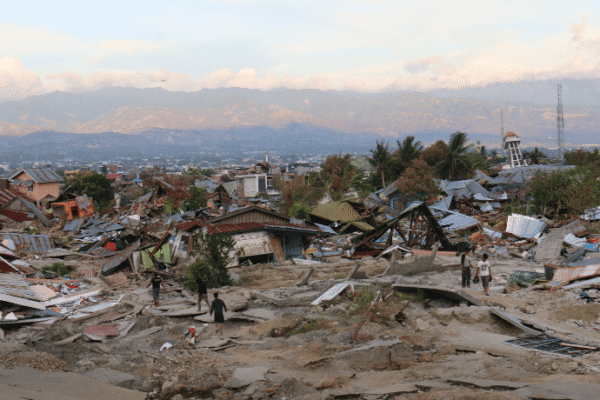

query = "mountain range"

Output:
[[0, 79, 599, 151]]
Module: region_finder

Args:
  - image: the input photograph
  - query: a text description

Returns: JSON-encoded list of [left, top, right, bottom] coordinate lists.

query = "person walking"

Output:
[[461, 246, 475, 288], [196, 276, 210, 311], [474, 253, 493, 296], [210, 292, 227, 335], [147, 272, 166, 306]]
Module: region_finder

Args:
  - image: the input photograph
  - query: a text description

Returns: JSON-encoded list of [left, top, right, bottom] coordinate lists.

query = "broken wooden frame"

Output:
[[351, 203, 456, 251]]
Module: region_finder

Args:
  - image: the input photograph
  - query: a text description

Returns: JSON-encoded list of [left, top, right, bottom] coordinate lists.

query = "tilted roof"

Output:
[[310, 201, 362, 223], [9, 168, 64, 184]]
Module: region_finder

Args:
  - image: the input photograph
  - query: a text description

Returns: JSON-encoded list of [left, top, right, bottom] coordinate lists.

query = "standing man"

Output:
[[474, 253, 493, 296], [210, 292, 227, 335], [196, 276, 210, 311], [147, 272, 166, 306], [461, 246, 475, 288]]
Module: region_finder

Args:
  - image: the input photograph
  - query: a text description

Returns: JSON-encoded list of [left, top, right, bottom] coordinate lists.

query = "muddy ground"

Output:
[[2, 252, 600, 399]]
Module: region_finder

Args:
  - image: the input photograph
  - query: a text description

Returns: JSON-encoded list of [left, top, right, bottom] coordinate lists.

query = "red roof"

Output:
[[0, 209, 34, 222], [0, 188, 35, 206], [174, 220, 321, 234]]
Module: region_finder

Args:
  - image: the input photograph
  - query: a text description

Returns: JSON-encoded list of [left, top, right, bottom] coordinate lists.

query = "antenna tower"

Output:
[[557, 83, 565, 158]]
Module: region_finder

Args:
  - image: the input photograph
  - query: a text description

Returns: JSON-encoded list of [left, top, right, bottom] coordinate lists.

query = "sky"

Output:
[[1, 0, 600, 101]]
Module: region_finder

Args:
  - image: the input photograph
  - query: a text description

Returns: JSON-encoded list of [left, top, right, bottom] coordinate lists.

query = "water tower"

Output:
[[503, 132, 527, 168]]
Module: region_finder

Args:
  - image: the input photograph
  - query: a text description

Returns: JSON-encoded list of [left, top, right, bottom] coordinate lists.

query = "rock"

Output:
[[551, 362, 559, 371], [162, 381, 174, 392], [76, 358, 96, 369], [0, 327, 4, 341], [171, 395, 183, 400], [415, 318, 430, 331], [228, 271, 241, 284], [224, 366, 269, 389]]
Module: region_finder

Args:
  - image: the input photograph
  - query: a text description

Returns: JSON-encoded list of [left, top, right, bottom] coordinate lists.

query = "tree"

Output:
[[369, 140, 393, 188], [528, 169, 600, 216], [393, 135, 423, 175], [273, 175, 325, 216], [289, 202, 311, 221], [187, 186, 208, 210], [394, 158, 440, 200], [68, 172, 114, 210], [439, 132, 474, 180], [420, 140, 448, 177], [320, 154, 356, 200], [186, 233, 235, 291]]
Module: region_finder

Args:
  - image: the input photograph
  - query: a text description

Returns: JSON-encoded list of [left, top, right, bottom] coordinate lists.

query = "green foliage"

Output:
[[187, 186, 208, 210], [163, 196, 174, 214], [289, 202, 311, 221], [393, 135, 424, 176], [528, 168, 600, 216], [438, 131, 474, 180], [42, 262, 70, 277], [352, 286, 378, 313], [68, 172, 114, 210], [186, 233, 235, 291], [369, 140, 393, 189]]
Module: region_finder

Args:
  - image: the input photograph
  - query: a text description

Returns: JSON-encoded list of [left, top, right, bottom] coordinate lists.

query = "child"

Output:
[[210, 292, 227, 335], [474, 253, 493, 296]]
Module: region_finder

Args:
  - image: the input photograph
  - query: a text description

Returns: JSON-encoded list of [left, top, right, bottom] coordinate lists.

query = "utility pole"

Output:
[[500, 110, 505, 156], [557, 83, 565, 159]]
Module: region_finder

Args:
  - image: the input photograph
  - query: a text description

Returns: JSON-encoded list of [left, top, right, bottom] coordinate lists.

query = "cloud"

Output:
[[404, 56, 443, 74], [0, 24, 79, 54], [0, 57, 45, 101], [572, 17, 588, 42]]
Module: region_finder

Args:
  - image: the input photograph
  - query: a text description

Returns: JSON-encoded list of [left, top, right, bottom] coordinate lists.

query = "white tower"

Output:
[[503, 132, 527, 168]]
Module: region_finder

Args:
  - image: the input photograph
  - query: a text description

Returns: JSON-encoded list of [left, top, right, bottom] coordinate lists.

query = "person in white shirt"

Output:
[[475, 253, 493, 296]]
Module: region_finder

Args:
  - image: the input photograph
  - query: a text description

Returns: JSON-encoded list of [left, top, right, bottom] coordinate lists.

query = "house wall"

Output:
[[12, 172, 60, 202], [212, 209, 289, 225], [51, 200, 95, 220]]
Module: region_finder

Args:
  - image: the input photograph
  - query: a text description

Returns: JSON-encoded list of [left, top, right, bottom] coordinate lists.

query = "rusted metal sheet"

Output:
[[270, 236, 285, 262], [0, 233, 55, 253]]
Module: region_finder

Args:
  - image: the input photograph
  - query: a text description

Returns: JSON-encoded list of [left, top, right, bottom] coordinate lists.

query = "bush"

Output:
[[186, 233, 236, 292], [42, 262, 70, 277], [289, 202, 311, 221]]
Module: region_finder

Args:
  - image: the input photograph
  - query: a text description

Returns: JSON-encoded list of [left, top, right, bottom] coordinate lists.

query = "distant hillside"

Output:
[[0, 83, 598, 146]]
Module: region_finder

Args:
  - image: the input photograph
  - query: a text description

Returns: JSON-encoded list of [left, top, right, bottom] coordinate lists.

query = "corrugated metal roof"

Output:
[[63, 218, 86, 232], [439, 179, 491, 200], [433, 209, 480, 232], [310, 201, 362, 223], [77, 220, 125, 237], [0, 273, 42, 301], [431, 195, 453, 210], [506, 214, 546, 239], [9, 168, 64, 183], [101, 243, 139, 275], [488, 165, 575, 186], [174, 220, 322, 235], [0, 233, 54, 253]]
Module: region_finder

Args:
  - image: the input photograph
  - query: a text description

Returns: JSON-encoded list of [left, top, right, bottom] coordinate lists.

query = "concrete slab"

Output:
[[365, 382, 418, 395], [441, 329, 531, 358], [162, 307, 206, 317], [514, 380, 600, 400], [0, 367, 145, 400], [85, 368, 136, 387], [393, 284, 485, 306], [447, 377, 527, 390], [223, 366, 270, 389], [239, 308, 278, 321]]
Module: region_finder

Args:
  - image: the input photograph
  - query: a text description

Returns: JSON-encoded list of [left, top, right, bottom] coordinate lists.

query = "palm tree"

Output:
[[440, 131, 473, 180], [394, 135, 423, 174], [369, 140, 392, 188]]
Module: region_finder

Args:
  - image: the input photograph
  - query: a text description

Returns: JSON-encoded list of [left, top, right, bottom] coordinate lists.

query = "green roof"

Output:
[[310, 201, 362, 223], [339, 221, 374, 233]]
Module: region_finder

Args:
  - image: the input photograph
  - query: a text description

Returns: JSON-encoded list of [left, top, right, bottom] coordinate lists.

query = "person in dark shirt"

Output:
[[196, 276, 210, 311], [210, 292, 227, 335], [146, 272, 166, 306]]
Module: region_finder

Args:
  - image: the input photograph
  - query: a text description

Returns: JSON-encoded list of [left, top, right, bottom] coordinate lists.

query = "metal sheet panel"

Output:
[[0, 233, 54, 253], [506, 214, 547, 239]]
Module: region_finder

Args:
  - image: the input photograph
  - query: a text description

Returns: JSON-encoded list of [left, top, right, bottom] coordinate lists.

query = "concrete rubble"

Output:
[[3, 169, 600, 399]]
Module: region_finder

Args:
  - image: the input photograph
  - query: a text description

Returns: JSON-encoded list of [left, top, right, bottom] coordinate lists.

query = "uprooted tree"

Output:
[[186, 233, 235, 291]]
